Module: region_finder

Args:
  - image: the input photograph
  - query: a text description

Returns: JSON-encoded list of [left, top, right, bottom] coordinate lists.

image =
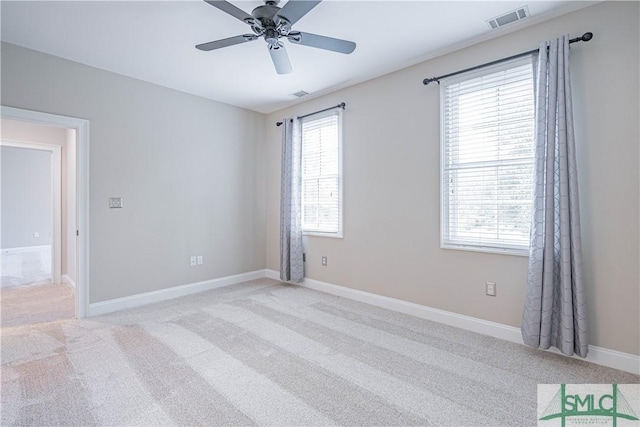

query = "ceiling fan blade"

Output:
[[288, 32, 356, 54], [196, 34, 257, 51], [203, 0, 254, 24], [268, 43, 292, 75], [275, 0, 321, 26]]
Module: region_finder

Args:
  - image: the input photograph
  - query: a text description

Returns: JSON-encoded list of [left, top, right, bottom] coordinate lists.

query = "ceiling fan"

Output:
[[196, 0, 356, 74]]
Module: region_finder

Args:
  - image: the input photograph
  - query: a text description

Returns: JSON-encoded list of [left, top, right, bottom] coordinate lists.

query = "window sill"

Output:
[[441, 243, 529, 257], [303, 231, 343, 239]]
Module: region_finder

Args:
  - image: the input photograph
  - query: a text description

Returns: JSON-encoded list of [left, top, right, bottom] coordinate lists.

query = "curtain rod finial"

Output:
[[582, 32, 593, 42]]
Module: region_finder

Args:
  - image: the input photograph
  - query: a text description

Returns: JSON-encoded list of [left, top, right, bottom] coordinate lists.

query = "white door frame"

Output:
[[2, 106, 90, 318], [1, 139, 62, 285]]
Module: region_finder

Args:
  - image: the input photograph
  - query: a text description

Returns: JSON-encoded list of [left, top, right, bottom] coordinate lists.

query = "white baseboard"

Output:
[[1, 245, 51, 254], [265, 269, 279, 281], [61, 274, 76, 289], [88, 269, 267, 317], [265, 269, 639, 375]]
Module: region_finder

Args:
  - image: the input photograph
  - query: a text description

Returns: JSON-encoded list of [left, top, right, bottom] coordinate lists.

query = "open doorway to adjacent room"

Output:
[[1, 117, 78, 327]]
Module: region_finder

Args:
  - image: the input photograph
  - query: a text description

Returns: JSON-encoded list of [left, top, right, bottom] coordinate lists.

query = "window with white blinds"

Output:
[[301, 108, 343, 237], [440, 56, 535, 254]]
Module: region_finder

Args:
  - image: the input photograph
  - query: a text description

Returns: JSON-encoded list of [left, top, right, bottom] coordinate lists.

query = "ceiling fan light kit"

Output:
[[196, 0, 356, 74]]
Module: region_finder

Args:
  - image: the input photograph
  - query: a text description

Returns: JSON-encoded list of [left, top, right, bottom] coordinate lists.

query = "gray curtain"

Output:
[[522, 35, 588, 358], [279, 117, 304, 283]]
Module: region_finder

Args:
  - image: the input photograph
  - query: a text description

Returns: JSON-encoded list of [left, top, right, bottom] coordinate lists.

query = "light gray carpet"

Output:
[[1, 282, 75, 328], [1, 278, 638, 426]]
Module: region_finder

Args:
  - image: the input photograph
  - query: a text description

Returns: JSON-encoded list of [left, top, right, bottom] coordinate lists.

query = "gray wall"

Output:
[[1, 146, 52, 248], [265, 2, 640, 356], [1, 42, 267, 303]]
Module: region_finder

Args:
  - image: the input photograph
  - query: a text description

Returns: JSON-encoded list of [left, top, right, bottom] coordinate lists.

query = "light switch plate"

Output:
[[486, 282, 496, 296], [109, 197, 123, 208]]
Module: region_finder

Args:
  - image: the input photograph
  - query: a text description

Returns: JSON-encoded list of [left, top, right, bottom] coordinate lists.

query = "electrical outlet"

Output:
[[109, 197, 123, 208], [486, 282, 496, 296], [33, 232, 39, 238], [190, 256, 197, 267], [322, 256, 327, 266], [197, 256, 203, 265]]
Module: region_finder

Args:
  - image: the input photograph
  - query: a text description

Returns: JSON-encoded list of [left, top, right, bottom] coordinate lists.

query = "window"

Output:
[[441, 56, 535, 255], [301, 108, 343, 237]]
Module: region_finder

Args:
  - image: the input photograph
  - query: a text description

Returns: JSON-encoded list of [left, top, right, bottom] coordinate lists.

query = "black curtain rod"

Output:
[[276, 102, 346, 126], [422, 32, 593, 86]]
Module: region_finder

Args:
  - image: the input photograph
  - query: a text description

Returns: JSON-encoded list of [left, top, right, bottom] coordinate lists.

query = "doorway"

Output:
[[1, 133, 70, 326], [1, 106, 89, 320], [1, 140, 60, 283]]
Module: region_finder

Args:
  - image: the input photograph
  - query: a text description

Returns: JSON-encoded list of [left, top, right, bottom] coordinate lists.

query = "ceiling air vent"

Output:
[[487, 6, 529, 29], [292, 90, 309, 98]]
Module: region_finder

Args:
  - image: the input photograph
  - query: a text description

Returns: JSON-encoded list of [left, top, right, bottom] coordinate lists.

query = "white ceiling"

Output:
[[1, 1, 593, 114]]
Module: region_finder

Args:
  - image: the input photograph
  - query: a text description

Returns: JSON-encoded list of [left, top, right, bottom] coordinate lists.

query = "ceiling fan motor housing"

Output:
[[250, 3, 292, 41]]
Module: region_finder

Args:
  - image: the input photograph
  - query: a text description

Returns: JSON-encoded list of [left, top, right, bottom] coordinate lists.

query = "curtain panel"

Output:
[[521, 36, 588, 358], [279, 118, 304, 283]]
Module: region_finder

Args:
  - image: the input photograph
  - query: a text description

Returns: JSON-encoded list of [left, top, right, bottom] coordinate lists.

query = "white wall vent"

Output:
[[292, 90, 309, 98], [487, 6, 529, 29]]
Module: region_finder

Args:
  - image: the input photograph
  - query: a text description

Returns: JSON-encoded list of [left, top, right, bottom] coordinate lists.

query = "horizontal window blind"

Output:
[[441, 56, 534, 253], [301, 109, 342, 236]]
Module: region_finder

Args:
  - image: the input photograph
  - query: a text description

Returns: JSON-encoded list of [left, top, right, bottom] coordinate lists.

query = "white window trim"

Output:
[[439, 56, 534, 257], [301, 108, 343, 239]]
